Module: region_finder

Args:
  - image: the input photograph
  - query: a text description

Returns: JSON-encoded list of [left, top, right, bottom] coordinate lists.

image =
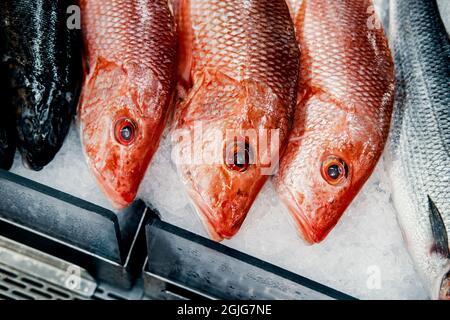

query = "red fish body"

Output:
[[274, 0, 395, 243], [79, 0, 177, 208], [172, 0, 299, 240]]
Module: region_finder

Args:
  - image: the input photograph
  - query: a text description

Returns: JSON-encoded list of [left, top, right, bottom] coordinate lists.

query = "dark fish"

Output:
[[387, 0, 450, 300], [0, 123, 15, 170], [0, 0, 82, 171], [0, 81, 15, 170], [0, 44, 15, 170]]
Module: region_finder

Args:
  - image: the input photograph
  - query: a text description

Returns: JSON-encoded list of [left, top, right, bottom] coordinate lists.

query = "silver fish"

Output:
[[437, 0, 450, 33], [387, 0, 450, 300]]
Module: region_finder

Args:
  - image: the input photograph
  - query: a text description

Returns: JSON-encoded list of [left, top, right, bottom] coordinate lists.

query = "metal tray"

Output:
[[0, 169, 355, 300], [0, 169, 148, 289], [143, 213, 355, 300]]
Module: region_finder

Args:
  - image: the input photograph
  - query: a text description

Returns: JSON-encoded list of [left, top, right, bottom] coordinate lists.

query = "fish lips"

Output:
[[438, 269, 450, 300], [19, 139, 64, 172], [186, 186, 250, 241], [274, 178, 356, 244], [179, 162, 267, 241], [21, 154, 44, 171], [275, 181, 327, 244], [90, 166, 137, 210]]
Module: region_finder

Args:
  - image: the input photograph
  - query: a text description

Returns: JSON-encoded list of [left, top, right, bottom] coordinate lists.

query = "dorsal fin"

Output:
[[428, 195, 450, 258]]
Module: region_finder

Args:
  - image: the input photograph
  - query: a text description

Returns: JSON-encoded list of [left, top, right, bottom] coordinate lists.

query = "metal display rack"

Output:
[[0, 169, 355, 300]]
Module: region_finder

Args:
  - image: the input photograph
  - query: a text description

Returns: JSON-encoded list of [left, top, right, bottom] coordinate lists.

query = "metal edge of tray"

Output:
[[0, 169, 148, 288], [0, 235, 148, 300], [143, 211, 357, 300]]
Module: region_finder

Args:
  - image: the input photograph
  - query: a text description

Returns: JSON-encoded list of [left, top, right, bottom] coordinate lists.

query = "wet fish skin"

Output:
[[79, 0, 177, 208], [274, 0, 395, 244], [173, 0, 299, 240], [0, 106, 15, 170], [0, 0, 82, 171], [387, 0, 450, 300], [0, 55, 15, 170], [0, 123, 15, 170]]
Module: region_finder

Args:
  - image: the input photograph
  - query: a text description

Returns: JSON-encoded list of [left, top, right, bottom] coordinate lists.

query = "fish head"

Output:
[[174, 127, 268, 240], [80, 59, 168, 209], [16, 84, 78, 172], [275, 97, 383, 243], [173, 80, 283, 240], [427, 196, 450, 300]]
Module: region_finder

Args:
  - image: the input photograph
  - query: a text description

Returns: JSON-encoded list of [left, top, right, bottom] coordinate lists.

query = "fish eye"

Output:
[[114, 118, 137, 146], [224, 138, 252, 173], [321, 156, 348, 186]]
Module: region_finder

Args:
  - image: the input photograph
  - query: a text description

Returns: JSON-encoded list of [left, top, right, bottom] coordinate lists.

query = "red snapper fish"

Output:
[[172, 0, 299, 240], [79, 0, 178, 208], [274, 0, 395, 244]]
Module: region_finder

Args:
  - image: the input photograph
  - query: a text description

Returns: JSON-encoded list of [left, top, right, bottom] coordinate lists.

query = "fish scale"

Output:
[[387, 0, 450, 300], [273, 0, 394, 244], [176, 0, 298, 123], [81, 0, 176, 93], [297, 0, 393, 131]]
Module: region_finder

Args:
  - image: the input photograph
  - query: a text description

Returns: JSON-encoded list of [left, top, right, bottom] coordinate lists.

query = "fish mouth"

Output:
[[186, 189, 245, 242], [91, 168, 135, 210], [21, 153, 44, 171], [276, 182, 327, 244], [439, 270, 450, 300]]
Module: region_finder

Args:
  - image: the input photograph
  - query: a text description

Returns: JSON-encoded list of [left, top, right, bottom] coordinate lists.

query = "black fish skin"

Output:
[[0, 36, 16, 170], [0, 113, 15, 170], [0, 124, 15, 170], [0, 0, 82, 171]]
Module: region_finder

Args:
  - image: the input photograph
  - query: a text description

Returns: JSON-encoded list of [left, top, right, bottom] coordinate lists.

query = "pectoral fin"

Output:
[[428, 195, 450, 258]]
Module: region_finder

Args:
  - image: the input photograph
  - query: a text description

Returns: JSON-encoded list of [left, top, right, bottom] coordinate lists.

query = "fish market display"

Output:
[[172, 0, 299, 240], [0, 0, 82, 171], [387, 0, 450, 300], [274, 0, 395, 244], [3, 0, 438, 300], [79, 0, 178, 209]]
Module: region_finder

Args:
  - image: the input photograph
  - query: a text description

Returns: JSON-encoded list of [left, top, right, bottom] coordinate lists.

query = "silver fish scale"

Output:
[[388, 0, 450, 297]]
